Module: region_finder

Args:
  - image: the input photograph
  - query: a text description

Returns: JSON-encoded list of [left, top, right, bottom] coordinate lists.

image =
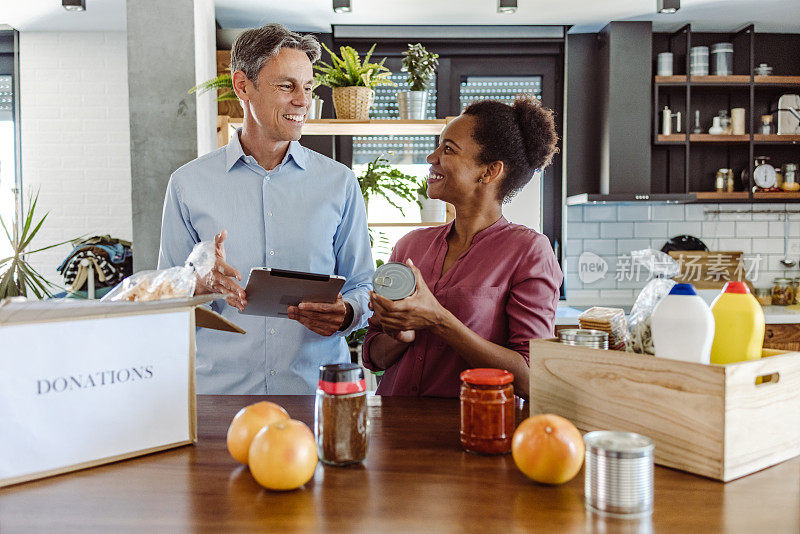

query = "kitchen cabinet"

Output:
[[652, 26, 800, 203]]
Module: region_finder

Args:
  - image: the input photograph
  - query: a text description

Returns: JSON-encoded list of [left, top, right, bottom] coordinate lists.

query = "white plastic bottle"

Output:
[[651, 283, 715, 364]]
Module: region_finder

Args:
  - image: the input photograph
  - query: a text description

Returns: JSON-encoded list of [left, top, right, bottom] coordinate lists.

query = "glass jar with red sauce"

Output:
[[459, 368, 515, 455]]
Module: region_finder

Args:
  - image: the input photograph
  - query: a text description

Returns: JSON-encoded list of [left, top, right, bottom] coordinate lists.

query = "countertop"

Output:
[[1, 395, 798, 532]]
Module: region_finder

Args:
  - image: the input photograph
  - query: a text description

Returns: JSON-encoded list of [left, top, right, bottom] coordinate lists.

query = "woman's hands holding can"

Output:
[[369, 259, 447, 336]]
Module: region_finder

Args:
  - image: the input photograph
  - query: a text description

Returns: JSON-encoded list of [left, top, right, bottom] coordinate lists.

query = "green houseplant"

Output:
[[397, 43, 439, 120], [314, 43, 395, 120], [0, 192, 77, 299], [357, 154, 420, 216], [188, 73, 237, 101]]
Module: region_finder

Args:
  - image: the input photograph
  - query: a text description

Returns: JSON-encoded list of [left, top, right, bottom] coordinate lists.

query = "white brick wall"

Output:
[[566, 203, 800, 305], [19, 32, 131, 290]]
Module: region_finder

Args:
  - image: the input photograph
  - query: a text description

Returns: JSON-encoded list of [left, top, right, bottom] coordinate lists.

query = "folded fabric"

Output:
[[57, 243, 131, 271], [62, 250, 123, 289]]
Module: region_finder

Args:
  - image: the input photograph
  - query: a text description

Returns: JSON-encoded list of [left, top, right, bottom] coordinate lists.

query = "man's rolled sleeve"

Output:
[[332, 170, 374, 337]]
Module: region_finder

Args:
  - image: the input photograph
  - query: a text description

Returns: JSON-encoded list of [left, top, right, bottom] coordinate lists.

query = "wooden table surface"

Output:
[[2, 395, 798, 533]]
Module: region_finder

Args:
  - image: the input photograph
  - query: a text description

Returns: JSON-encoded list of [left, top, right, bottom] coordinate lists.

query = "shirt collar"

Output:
[[438, 216, 509, 245], [225, 129, 307, 172]]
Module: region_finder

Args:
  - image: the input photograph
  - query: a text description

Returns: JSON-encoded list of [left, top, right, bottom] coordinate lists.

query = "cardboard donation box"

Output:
[[0, 295, 243, 487], [530, 339, 800, 482]]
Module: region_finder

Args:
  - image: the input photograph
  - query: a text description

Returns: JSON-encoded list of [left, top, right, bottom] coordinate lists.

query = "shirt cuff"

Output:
[[337, 297, 363, 338]]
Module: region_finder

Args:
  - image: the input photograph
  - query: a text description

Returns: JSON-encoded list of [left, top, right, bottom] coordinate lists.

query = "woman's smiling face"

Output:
[[425, 114, 488, 204]]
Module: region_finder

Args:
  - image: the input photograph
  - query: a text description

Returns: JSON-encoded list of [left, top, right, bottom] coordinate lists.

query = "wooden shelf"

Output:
[[225, 117, 449, 136], [655, 75, 800, 86], [656, 134, 686, 143], [655, 75, 687, 84], [693, 192, 750, 201], [753, 134, 800, 144], [755, 76, 800, 85], [753, 192, 800, 200], [691, 75, 751, 85], [689, 134, 750, 143], [368, 222, 447, 228], [655, 75, 751, 85]]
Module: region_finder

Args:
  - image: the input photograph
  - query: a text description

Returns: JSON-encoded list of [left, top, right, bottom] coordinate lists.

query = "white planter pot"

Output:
[[418, 195, 446, 223]]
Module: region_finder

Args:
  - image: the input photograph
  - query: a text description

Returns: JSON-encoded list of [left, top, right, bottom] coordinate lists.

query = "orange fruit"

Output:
[[512, 414, 585, 485], [248, 419, 318, 491], [226, 401, 290, 464]]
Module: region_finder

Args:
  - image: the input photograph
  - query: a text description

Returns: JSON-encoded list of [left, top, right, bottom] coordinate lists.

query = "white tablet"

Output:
[[239, 268, 346, 318]]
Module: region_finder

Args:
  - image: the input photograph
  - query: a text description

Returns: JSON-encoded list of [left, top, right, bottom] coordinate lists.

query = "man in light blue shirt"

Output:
[[157, 24, 373, 394]]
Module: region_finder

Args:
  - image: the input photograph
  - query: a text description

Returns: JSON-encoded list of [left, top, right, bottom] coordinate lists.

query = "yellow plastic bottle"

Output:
[[709, 282, 765, 364]]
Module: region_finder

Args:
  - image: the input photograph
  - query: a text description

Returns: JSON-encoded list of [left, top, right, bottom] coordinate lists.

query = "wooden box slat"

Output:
[[530, 339, 800, 481]]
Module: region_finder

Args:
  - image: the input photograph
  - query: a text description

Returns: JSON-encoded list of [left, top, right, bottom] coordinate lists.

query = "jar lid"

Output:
[[584, 431, 654, 459], [669, 283, 697, 296], [372, 262, 416, 300], [460, 368, 513, 386], [773, 277, 794, 284], [318, 363, 365, 395], [722, 281, 750, 294]]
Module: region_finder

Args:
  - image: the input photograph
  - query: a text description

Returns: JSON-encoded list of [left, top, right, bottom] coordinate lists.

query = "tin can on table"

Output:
[[372, 262, 416, 300], [584, 431, 655, 517], [559, 329, 609, 349]]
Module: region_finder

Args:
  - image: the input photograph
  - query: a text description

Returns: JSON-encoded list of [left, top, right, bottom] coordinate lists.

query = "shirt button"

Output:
[[267, 211, 273, 217], [269, 250, 275, 256], [417, 356, 423, 361], [270, 328, 276, 335], [265, 176, 271, 182], [269, 369, 277, 376]]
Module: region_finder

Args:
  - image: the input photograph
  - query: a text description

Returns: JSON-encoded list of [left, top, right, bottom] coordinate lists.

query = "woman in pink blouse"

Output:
[[362, 96, 562, 399]]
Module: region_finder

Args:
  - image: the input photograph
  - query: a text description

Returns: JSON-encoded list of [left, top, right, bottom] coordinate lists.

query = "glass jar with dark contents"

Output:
[[459, 368, 515, 455], [314, 363, 368, 466]]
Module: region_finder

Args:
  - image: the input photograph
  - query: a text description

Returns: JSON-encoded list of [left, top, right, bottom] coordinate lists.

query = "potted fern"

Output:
[[397, 43, 439, 120], [314, 43, 395, 120], [357, 154, 420, 217]]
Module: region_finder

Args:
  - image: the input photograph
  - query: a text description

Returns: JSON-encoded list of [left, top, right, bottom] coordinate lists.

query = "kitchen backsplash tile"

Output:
[[583, 205, 617, 221], [651, 205, 685, 221], [565, 203, 800, 306], [616, 204, 651, 221], [735, 221, 769, 237], [599, 222, 635, 239], [633, 222, 669, 238]]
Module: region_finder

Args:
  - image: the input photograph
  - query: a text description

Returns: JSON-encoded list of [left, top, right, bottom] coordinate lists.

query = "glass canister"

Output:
[[755, 287, 773, 307], [771, 277, 795, 306], [794, 278, 800, 305], [314, 363, 368, 466], [459, 368, 515, 455]]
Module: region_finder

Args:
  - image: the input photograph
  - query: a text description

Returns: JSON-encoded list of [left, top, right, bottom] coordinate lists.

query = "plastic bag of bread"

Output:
[[626, 249, 680, 355], [102, 241, 215, 302]]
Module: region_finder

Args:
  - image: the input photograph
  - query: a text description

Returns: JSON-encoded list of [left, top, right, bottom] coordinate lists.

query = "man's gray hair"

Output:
[[230, 23, 321, 83]]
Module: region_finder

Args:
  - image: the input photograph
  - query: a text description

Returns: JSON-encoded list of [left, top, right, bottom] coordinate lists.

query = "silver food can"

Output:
[[372, 262, 416, 300], [558, 329, 609, 349], [584, 431, 655, 517]]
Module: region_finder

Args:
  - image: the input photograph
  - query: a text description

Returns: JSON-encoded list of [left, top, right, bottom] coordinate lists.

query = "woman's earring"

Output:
[[478, 178, 483, 183]]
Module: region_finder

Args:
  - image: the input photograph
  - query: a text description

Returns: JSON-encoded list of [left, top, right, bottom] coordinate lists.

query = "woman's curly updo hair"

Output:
[[463, 95, 559, 202]]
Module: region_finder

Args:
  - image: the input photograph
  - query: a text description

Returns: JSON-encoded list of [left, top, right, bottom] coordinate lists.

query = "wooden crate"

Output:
[[529, 339, 800, 482]]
